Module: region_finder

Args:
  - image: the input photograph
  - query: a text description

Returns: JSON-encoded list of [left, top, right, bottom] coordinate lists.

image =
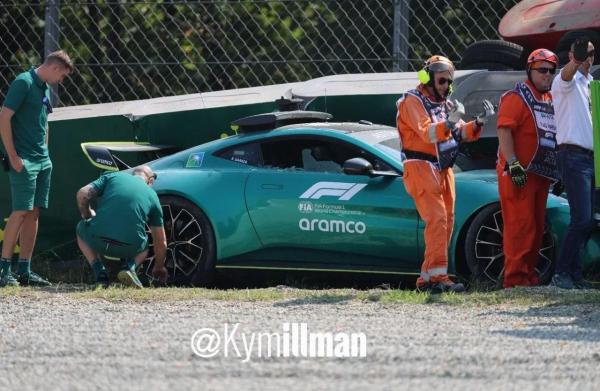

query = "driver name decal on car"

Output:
[[299, 218, 366, 234], [300, 182, 367, 201]]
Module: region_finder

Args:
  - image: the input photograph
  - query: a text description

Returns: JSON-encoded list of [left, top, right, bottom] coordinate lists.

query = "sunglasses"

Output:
[[531, 67, 556, 75], [436, 77, 453, 85]]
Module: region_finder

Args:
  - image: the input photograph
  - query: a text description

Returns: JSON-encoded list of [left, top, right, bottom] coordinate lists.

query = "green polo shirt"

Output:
[[2, 68, 51, 161], [87, 172, 163, 248]]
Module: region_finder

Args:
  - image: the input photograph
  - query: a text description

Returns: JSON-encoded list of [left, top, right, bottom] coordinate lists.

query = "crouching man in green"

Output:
[[75, 166, 168, 288], [0, 50, 73, 287]]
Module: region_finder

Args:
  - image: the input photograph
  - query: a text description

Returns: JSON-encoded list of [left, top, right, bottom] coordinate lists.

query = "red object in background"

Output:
[[499, 0, 600, 50]]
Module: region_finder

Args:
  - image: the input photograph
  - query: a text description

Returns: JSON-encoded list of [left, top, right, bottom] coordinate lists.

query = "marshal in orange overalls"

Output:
[[397, 84, 482, 288], [497, 80, 553, 288]]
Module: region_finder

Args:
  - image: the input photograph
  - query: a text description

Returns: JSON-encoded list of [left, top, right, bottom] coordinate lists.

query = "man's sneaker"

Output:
[[550, 273, 573, 289], [95, 273, 110, 289], [572, 278, 593, 290], [17, 272, 51, 287], [0, 272, 19, 287], [117, 270, 143, 289]]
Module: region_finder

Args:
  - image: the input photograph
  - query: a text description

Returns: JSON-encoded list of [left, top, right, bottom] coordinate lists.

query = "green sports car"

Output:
[[85, 110, 600, 287]]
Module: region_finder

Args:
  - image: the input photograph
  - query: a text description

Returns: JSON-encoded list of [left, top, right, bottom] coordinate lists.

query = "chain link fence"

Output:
[[0, 0, 518, 106]]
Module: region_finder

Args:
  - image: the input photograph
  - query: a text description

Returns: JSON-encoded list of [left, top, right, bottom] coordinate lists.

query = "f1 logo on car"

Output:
[[300, 182, 367, 201]]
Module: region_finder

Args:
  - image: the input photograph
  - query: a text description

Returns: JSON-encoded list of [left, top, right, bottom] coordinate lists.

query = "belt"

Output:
[[402, 149, 437, 163], [559, 143, 593, 157]]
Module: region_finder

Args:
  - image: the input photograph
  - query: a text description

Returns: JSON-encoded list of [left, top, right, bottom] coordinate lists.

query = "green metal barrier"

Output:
[[593, 81, 600, 186]]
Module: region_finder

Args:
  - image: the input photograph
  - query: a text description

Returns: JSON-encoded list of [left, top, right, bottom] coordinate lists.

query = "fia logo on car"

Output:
[[300, 182, 366, 201], [298, 201, 313, 213]]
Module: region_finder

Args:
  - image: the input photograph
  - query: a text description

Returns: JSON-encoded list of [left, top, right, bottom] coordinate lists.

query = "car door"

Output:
[[243, 135, 420, 273]]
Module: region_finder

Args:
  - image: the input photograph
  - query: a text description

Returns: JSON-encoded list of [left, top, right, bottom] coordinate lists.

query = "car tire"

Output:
[[464, 203, 555, 287], [460, 40, 527, 70], [143, 195, 216, 287], [555, 29, 600, 65]]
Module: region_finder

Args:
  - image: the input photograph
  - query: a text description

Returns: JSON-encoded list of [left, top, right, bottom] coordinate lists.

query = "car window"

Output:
[[216, 142, 263, 166], [259, 137, 393, 173]]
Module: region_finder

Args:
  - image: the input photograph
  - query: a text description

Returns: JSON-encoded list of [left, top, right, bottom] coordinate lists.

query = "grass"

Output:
[[2, 284, 600, 307]]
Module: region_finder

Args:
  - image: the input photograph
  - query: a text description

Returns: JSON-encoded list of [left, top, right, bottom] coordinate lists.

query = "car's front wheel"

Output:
[[142, 195, 216, 286], [463, 203, 555, 287]]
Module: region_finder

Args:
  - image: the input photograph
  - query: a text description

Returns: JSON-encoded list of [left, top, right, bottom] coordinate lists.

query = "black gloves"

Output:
[[508, 159, 527, 187]]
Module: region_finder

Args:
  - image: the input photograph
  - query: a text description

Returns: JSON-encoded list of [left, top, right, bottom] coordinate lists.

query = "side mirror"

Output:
[[343, 157, 373, 176], [343, 157, 400, 177]]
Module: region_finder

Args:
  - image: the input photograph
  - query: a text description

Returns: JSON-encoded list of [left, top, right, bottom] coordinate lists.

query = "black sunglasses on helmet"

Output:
[[531, 67, 556, 74]]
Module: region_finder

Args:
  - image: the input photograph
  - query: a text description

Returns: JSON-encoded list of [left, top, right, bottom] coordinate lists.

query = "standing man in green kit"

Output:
[[0, 50, 74, 287]]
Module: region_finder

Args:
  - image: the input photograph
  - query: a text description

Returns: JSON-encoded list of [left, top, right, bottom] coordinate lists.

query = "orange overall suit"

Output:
[[497, 80, 554, 288], [397, 84, 482, 288]]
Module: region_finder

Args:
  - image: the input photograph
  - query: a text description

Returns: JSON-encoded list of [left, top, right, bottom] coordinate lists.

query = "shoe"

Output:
[[416, 283, 433, 293], [416, 280, 466, 294], [95, 273, 110, 289], [16, 272, 51, 287], [117, 270, 143, 289], [572, 278, 593, 290], [0, 272, 20, 287], [550, 273, 573, 289], [433, 279, 466, 294]]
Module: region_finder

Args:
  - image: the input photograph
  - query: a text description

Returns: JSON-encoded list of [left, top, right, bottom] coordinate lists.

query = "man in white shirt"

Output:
[[551, 36, 595, 289]]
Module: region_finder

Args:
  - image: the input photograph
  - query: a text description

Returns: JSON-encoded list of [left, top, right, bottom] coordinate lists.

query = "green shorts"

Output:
[[76, 220, 148, 259], [8, 158, 52, 211]]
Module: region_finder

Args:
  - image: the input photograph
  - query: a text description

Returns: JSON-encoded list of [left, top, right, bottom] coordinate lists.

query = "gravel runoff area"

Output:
[[1, 287, 600, 390]]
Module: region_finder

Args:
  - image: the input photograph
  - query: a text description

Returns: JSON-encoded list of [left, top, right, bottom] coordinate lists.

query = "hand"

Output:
[[508, 159, 527, 187], [476, 99, 495, 125], [551, 181, 565, 196], [572, 37, 590, 63], [447, 99, 465, 125], [151, 264, 168, 283], [9, 155, 23, 173]]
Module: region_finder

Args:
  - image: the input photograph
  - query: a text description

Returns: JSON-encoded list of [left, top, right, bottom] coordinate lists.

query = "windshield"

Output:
[[348, 129, 403, 163], [348, 128, 497, 172]]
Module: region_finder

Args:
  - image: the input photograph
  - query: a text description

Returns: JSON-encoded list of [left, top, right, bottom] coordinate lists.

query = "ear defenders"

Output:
[[417, 68, 430, 85]]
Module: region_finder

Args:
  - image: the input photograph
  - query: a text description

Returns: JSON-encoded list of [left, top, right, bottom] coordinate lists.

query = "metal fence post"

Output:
[[393, 0, 410, 72], [44, 0, 60, 105]]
